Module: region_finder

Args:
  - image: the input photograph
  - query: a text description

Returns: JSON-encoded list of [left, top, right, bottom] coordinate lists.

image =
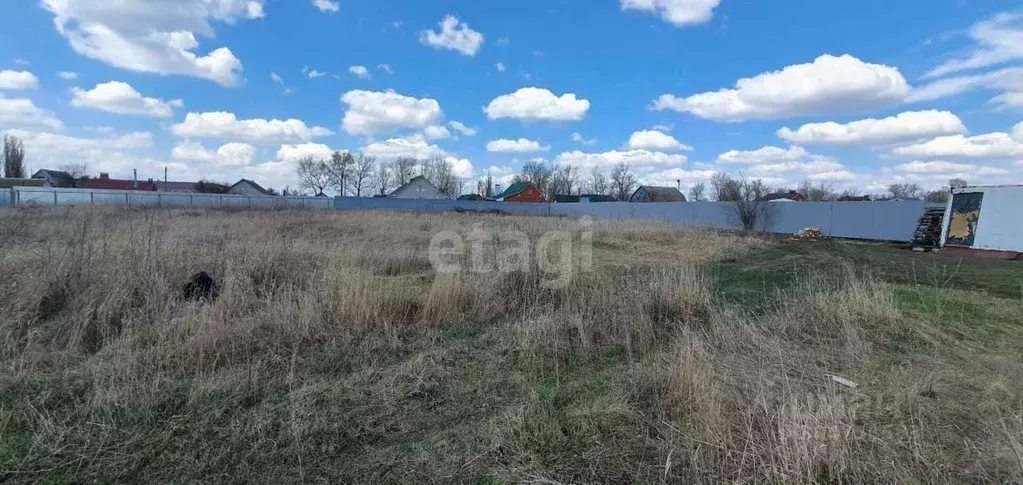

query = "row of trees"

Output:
[[694, 175, 960, 204], [295, 152, 463, 198], [497, 160, 960, 203], [500, 161, 638, 201]]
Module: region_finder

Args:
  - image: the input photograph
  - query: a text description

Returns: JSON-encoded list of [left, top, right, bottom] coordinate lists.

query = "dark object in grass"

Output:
[[183, 271, 219, 302]]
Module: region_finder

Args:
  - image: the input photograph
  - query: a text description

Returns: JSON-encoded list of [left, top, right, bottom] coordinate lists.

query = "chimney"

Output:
[[99, 173, 109, 180]]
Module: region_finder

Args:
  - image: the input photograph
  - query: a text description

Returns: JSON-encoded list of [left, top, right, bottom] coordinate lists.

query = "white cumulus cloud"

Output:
[[419, 15, 484, 56], [894, 160, 1009, 175], [0, 95, 63, 130], [445, 157, 474, 178], [40, 0, 263, 86], [571, 133, 598, 146], [652, 54, 910, 122], [172, 141, 256, 166], [0, 70, 39, 90], [713, 144, 852, 182], [276, 143, 335, 162], [909, 66, 1023, 104], [627, 130, 692, 151], [1, 128, 160, 175], [892, 131, 1023, 159], [485, 87, 590, 122], [172, 112, 333, 144], [620, 0, 720, 26], [312, 0, 339, 13], [71, 81, 182, 117], [349, 65, 371, 79], [362, 134, 448, 160], [924, 11, 1023, 79], [777, 110, 968, 147], [556, 149, 688, 168], [448, 121, 477, 136], [341, 90, 443, 136], [424, 125, 451, 140], [486, 138, 550, 153]]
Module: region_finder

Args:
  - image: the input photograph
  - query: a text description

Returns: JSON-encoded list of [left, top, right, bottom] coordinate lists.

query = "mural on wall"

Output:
[[945, 192, 984, 247]]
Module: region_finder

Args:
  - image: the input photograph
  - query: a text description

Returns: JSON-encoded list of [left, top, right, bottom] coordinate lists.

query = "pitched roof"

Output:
[[389, 175, 441, 197], [229, 179, 270, 195], [493, 181, 534, 200], [759, 191, 804, 202], [630, 186, 686, 202], [31, 169, 76, 187]]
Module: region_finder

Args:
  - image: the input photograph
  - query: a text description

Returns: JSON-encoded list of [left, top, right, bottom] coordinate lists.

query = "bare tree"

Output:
[[563, 165, 581, 194], [838, 189, 865, 200], [326, 151, 354, 196], [687, 182, 707, 201], [374, 162, 393, 195], [888, 183, 922, 200], [589, 167, 608, 195], [925, 190, 951, 203], [548, 164, 580, 196], [711, 172, 741, 201], [421, 157, 458, 198], [949, 178, 967, 189], [296, 156, 331, 196], [476, 170, 495, 197], [515, 159, 555, 195], [3, 135, 26, 178], [348, 153, 375, 197], [798, 179, 834, 201], [59, 163, 89, 179], [609, 162, 637, 201], [719, 173, 772, 232], [393, 156, 418, 186]]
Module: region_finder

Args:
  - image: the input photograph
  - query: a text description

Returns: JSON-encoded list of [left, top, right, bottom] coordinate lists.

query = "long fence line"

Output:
[[333, 196, 936, 242], [3, 186, 936, 242], [3, 186, 333, 210]]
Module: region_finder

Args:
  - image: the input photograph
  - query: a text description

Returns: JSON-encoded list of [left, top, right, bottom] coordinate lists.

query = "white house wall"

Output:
[[944, 186, 1023, 253]]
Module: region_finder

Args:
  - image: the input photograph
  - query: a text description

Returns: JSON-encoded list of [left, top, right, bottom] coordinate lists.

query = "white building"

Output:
[[940, 185, 1023, 255], [228, 179, 270, 196], [389, 176, 444, 199]]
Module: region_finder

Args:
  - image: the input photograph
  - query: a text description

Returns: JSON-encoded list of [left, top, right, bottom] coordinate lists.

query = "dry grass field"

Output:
[[1, 208, 1022, 484]]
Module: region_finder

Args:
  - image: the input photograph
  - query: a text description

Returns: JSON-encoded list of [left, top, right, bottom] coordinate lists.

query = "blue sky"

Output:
[[1, 0, 1022, 195]]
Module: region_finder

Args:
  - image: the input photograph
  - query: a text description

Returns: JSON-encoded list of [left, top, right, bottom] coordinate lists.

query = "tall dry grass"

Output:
[[0, 207, 1019, 483]]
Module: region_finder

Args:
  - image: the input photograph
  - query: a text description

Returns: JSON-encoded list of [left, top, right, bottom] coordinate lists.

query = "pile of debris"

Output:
[[912, 207, 946, 249], [797, 226, 824, 240]]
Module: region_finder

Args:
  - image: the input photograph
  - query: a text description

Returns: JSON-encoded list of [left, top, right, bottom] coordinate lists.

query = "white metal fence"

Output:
[[2, 187, 936, 243], [6, 187, 332, 210]]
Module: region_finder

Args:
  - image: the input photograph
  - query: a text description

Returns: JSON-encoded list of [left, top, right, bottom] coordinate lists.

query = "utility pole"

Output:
[[164, 167, 168, 191]]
